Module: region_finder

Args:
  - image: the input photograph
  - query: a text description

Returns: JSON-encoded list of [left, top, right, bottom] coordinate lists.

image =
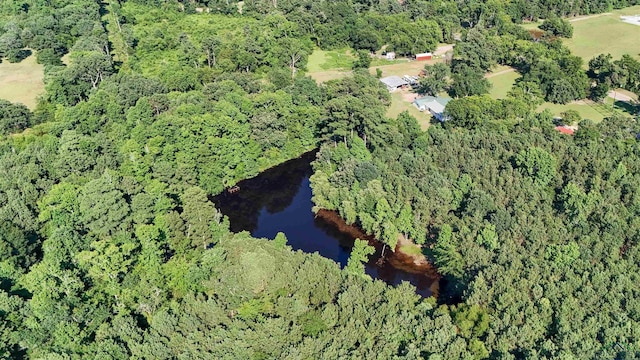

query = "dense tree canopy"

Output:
[[311, 110, 640, 358], [0, 0, 639, 358]]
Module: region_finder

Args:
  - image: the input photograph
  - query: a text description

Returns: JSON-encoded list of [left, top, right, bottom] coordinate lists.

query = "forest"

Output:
[[0, 0, 639, 358]]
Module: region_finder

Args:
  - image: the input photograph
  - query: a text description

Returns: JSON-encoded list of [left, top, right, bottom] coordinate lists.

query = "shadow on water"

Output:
[[212, 151, 439, 298]]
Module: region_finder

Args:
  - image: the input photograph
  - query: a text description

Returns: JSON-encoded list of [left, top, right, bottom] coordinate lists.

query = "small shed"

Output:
[[415, 52, 433, 61], [385, 52, 396, 60], [413, 96, 451, 121], [380, 76, 408, 92]]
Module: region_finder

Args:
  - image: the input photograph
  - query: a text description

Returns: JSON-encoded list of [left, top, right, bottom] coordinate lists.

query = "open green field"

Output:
[[386, 91, 431, 130], [308, 69, 351, 83], [307, 50, 444, 84], [307, 45, 452, 83], [486, 67, 520, 99], [0, 55, 44, 109], [370, 58, 443, 78], [306, 48, 355, 83], [307, 48, 354, 73], [564, 6, 640, 61], [370, 57, 408, 67], [537, 101, 613, 123]]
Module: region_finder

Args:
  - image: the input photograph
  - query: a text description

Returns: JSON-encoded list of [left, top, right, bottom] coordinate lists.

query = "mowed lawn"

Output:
[[308, 69, 352, 83], [486, 66, 520, 99], [307, 48, 355, 72], [520, 21, 543, 30], [386, 91, 431, 130], [564, 5, 640, 61], [370, 58, 443, 78], [306, 48, 355, 83], [307, 48, 444, 84], [0, 54, 45, 109], [537, 102, 609, 123]]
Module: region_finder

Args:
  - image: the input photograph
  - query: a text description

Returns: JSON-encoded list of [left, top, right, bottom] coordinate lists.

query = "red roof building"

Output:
[[555, 126, 575, 135], [415, 52, 433, 61]]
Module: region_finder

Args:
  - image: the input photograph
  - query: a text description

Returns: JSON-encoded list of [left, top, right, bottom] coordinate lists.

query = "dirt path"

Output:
[[569, 13, 611, 22], [608, 89, 637, 103], [434, 44, 454, 56], [484, 67, 516, 78]]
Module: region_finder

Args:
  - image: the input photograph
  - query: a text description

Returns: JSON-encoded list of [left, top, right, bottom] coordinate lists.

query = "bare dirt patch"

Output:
[[434, 44, 454, 56], [402, 91, 418, 102]]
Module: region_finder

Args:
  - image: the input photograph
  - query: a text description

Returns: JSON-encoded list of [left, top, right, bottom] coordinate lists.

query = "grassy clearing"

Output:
[[307, 70, 351, 84], [538, 96, 636, 123], [564, 5, 640, 61], [520, 21, 543, 30], [306, 48, 356, 83], [399, 242, 423, 256], [603, 96, 639, 116], [537, 102, 610, 122], [0, 54, 45, 109], [307, 53, 443, 84], [486, 64, 514, 74], [487, 67, 520, 99], [370, 58, 442, 78], [306, 46, 448, 84], [305, 48, 439, 128], [386, 91, 431, 130], [370, 57, 408, 67], [306, 48, 355, 73]]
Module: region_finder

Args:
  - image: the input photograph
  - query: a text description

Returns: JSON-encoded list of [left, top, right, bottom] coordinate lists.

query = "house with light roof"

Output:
[[413, 96, 452, 121]]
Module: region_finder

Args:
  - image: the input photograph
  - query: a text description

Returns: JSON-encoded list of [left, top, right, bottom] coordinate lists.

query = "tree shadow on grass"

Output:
[[613, 100, 638, 116]]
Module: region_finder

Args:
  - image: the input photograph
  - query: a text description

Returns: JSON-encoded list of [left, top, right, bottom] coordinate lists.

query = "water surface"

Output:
[[213, 151, 438, 297]]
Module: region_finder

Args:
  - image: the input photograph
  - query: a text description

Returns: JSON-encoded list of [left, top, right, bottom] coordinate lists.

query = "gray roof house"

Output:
[[380, 76, 408, 92], [413, 96, 452, 121]]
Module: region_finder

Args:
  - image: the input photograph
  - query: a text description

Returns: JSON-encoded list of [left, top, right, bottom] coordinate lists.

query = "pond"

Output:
[[212, 151, 439, 297]]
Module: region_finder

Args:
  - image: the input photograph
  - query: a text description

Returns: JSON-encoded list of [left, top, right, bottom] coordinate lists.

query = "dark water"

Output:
[[212, 151, 438, 297]]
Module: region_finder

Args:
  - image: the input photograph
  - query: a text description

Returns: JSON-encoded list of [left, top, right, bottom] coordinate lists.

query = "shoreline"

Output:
[[315, 209, 441, 293]]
